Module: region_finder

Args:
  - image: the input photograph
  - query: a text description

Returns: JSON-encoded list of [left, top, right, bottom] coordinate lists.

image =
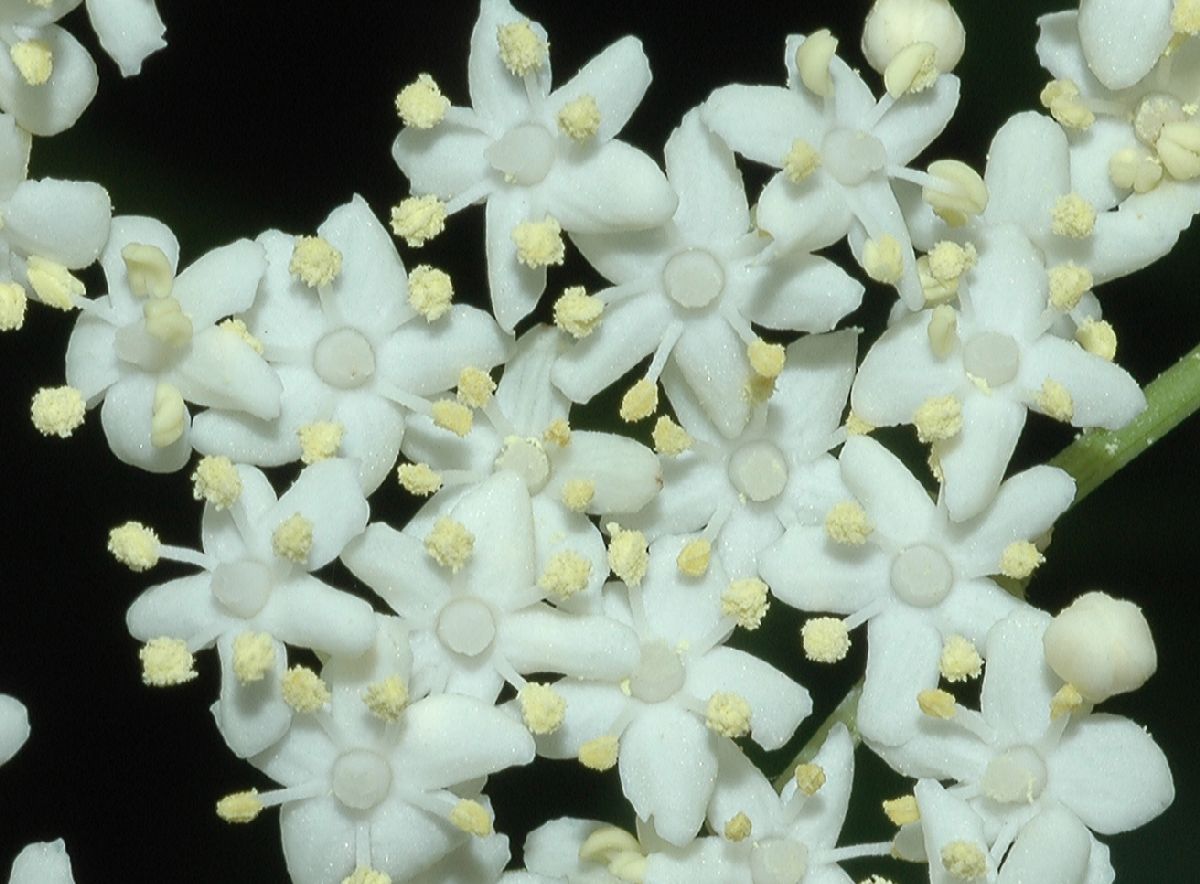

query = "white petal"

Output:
[[99, 372, 193, 472], [0, 25, 97, 136], [378, 303, 508, 396], [392, 107, 495, 201], [1019, 336, 1146, 429], [935, 577, 1024, 647], [998, 805, 1092, 884], [468, 0, 551, 129], [484, 190, 543, 333], [268, 459, 369, 569], [980, 607, 1058, 746], [318, 194, 413, 332], [213, 631, 291, 758], [258, 573, 377, 658], [670, 313, 753, 438], [171, 326, 281, 419], [342, 523, 449, 623], [125, 573, 226, 645], [548, 35, 649, 142], [547, 430, 661, 514], [739, 254, 863, 332], [534, 680, 629, 759], [702, 84, 819, 168], [983, 112, 1071, 237], [771, 330, 858, 461], [64, 312, 119, 403], [330, 390, 407, 494], [495, 325, 569, 434], [8, 840, 75, 884], [1078, 0, 1172, 90], [1036, 12, 1103, 87], [3, 178, 110, 267], [841, 436, 939, 548], [756, 171, 854, 254], [502, 605, 639, 680], [278, 797, 358, 884], [858, 607, 943, 746], [913, 780, 994, 884], [872, 74, 960, 166], [850, 311, 962, 427], [786, 723, 856, 850], [938, 394, 1027, 522], [664, 108, 750, 244], [0, 693, 30, 766], [685, 645, 810, 750], [174, 238, 266, 326], [86, 0, 166, 76], [759, 524, 888, 615], [541, 139, 677, 234]]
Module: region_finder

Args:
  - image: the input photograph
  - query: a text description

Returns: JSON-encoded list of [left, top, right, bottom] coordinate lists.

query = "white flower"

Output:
[[703, 32, 960, 309], [65, 215, 278, 473], [85, 0, 165, 77], [760, 435, 1074, 745], [392, 0, 676, 331], [851, 226, 1145, 520], [7, 840, 75, 884], [554, 108, 861, 436], [0, 0, 98, 135], [0, 692, 29, 766]]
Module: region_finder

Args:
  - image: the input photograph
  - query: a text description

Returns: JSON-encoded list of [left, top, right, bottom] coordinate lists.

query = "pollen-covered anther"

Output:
[[431, 399, 473, 436], [825, 500, 872, 545], [999, 540, 1044, 579], [362, 676, 409, 721], [519, 682, 567, 735], [917, 688, 957, 719], [281, 665, 330, 713], [794, 762, 827, 796], [397, 462, 443, 496], [30, 385, 85, 438], [1047, 263, 1093, 311], [619, 378, 658, 422], [941, 841, 988, 880], [580, 827, 642, 867], [1050, 682, 1084, 719], [231, 631, 276, 684], [676, 538, 711, 577], [578, 734, 619, 771], [139, 637, 198, 686], [883, 794, 920, 826], [407, 265, 454, 321], [801, 617, 850, 662], [928, 240, 976, 282], [342, 868, 391, 884], [395, 73, 449, 128], [922, 160, 988, 224], [10, 39, 53, 86], [108, 521, 160, 572], [1040, 79, 1095, 130], [884, 41, 938, 96], [706, 691, 752, 738], [918, 256, 958, 304], [651, 415, 692, 455], [558, 94, 601, 140], [192, 455, 242, 509], [1050, 193, 1096, 238], [449, 799, 493, 837], [939, 635, 983, 682], [1155, 120, 1200, 179], [0, 282, 27, 331], [271, 513, 314, 564], [1109, 147, 1164, 193], [390, 195, 447, 247], [538, 550, 592, 599], [289, 236, 342, 288], [783, 138, 821, 183], [606, 523, 649, 587], [121, 243, 174, 298], [297, 421, 344, 464], [913, 394, 962, 443], [497, 19, 548, 75], [722, 577, 770, 629], [543, 418, 571, 447], [553, 285, 604, 339], [562, 478, 596, 512], [425, 517, 474, 572], [795, 28, 838, 97], [1172, 0, 1200, 34], [845, 411, 875, 436], [748, 339, 786, 380], [512, 216, 566, 268], [724, 811, 752, 842], [1036, 379, 1074, 423], [219, 318, 264, 354], [26, 256, 85, 310], [216, 789, 263, 823], [150, 382, 186, 448], [927, 303, 959, 358], [457, 366, 496, 408], [862, 234, 905, 285], [1076, 318, 1117, 361]]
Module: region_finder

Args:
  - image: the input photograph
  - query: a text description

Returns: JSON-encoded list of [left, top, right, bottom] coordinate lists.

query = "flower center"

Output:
[[1133, 93, 1185, 147], [663, 248, 725, 309], [628, 640, 686, 704], [487, 124, 557, 186], [820, 128, 887, 185], [210, 560, 274, 619], [727, 440, 789, 502], [313, 327, 376, 389], [113, 297, 193, 372], [890, 544, 954, 608], [982, 744, 1048, 804], [750, 838, 809, 884], [331, 749, 393, 810], [495, 436, 551, 493], [962, 331, 1019, 388], [435, 597, 497, 657]]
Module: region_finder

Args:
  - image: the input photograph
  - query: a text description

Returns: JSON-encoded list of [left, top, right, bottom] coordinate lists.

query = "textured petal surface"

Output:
[[1078, 0, 1171, 90]]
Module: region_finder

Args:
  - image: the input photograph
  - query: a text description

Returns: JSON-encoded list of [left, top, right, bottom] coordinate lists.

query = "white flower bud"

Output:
[[862, 0, 966, 77], [1042, 591, 1157, 702]]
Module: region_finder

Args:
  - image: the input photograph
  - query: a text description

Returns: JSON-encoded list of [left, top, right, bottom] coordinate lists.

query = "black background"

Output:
[[1, 1, 1196, 881]]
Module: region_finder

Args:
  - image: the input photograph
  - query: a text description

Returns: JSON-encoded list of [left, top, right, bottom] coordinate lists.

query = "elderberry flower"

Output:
[[0, 692, 29, 766], [84, 0, 166, 76]]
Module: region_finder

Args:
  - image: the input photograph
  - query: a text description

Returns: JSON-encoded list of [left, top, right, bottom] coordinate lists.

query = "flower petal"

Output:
[[664, 108, 750, 244], [858, 607, 944, 745], [213, 631, 291, 758], [980, 607, 1057, 745], [3, 178, 110, 267], [502, 605, 639, 681], [1019, 335, 1145, 429], [99, 372, 193, 472], [86, 0, 166, 76], [937, 394, 1027, 523], [739, 254, 863, 332], [685, 645, 811, 750], [0, 25, 97, 136], [541, 139, 677, 235], [1078, 0, 1172, 90], [840, 436, 938, 548], [548, 35, 649, 141]]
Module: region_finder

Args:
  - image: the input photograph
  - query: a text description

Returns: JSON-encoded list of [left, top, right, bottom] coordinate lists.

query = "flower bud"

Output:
[[1042, 591, 1157, 702], [862, 0, 965, 77]]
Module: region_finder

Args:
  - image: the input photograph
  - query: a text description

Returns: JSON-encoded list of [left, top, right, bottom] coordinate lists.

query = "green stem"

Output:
[[774, 340, 1200, 785]]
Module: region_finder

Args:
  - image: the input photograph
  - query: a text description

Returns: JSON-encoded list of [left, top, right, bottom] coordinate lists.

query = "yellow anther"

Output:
[[562, 478, 596, 512], [342, 868, 392, 884], [913, 395, 962, 443], [408, 265, 454, 321], [538, 550, 592, 599], [26, 256, 85, 310], [192, 456, 242, 509], [232, 631, 276, 684], [289, 236, 342, 288], [216, 789, 263, 823], [281, 665, 330, 713], [927, 303, 958, 358], [825, 501, 872, 545], [297, 421, 344, 464], [845, 411, 875, 436], [449, 799, 493, 837], [1050, 682, 1084, 719], [139, 637, 198, 686], [362, 676, 410, 721], [219, 318, 264, 354], [606, 523, 649, 587], [395, 73, 449, 129], [512, 216, 566, 268], [108, 522, 160, 572], [1036, 378, 1074, 422], [519, 682, 567, 735], [1047, 263, 1093, 311], [783, 138, 821, 183], [1076, 318, 1117, 361], [397, 462, 443, 496], [0, 282, 27, 331], [939, 635, 983, 682], [497, 19, 548, 75], [724, 811, 752, 842], [543, 418, 571, 447], [879, 795, 921, 828], [706, 691, 752, 738], [999, 540, 1044, 579], [676, 538, 711, 577], [150, 382, 186, 448], [927, 241, 976, 282], [10, 39, 52, 86], [941, 841, 988, 880], [431, 399, 473, 436], [425, 517, 474, 572], [801, 617, 851, 662], [143, 296, 192, 347], [121, 243, 174, 299], [794, 762, 827, 796], [390, 195, 447, 247], [1156, 121, 1200, 179], [748, 339, 786, 379], [580, 827, 641, 864], [457, 366, 496, 408], [1040, 79, 1095, 130], [1051, 193, 1096, 238], [651, 415, 692, 455], [578, 734, 620, 771], [917, 688, 957, 719], [619, 378, 658, 422], [1172, 0, 1200, 34], [721, 578, 770, 630], [553, 285, 604, 339], [30, 385, 85, 438], [1109, 147, 1164, 193], [795, 29, 838, 97], [883, 41, 938, 96], [862, 234, 905, 285], [272, 513, 314, 564], [923, 160, 988, 225], [558, 94, 601, 140], [918, 256, 959, 305]]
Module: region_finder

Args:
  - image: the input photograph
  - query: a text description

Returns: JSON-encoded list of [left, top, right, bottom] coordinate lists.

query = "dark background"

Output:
[[1, 1, 1196, 881]]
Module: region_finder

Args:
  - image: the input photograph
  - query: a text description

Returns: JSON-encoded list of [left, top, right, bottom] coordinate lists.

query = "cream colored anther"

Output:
[[122, 244, 175, 298], [884, 41, 938, 96], [1157, 121, 1200, 179], [922, 160, 988, 224], [795, 30, 838, 97], [143, 297, 193, 347]]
